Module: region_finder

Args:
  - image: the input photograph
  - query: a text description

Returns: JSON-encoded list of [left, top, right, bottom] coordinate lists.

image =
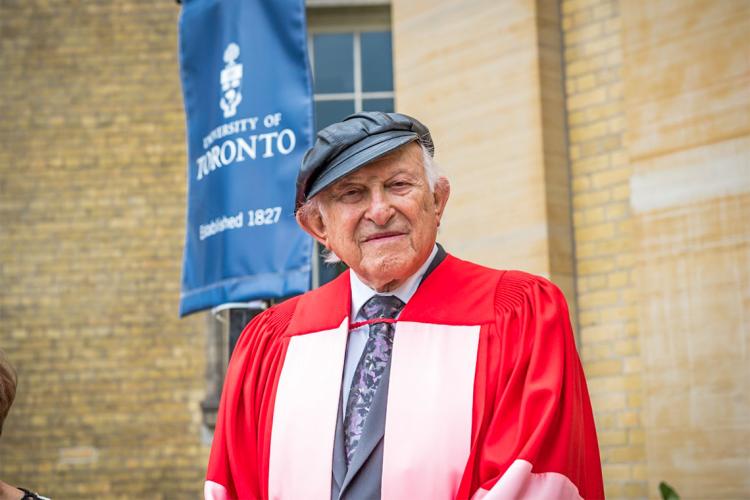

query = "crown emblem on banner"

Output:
[[220, 42, 243, 118]]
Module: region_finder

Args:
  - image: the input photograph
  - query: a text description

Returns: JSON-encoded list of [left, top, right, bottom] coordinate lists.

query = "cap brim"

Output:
[[307, 130, 418, 199]]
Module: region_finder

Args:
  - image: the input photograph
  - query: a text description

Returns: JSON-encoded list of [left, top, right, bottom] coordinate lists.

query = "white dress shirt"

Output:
[[341, 244, 439, 409]]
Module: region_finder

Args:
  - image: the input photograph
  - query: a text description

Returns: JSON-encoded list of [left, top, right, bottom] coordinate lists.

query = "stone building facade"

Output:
[[1, 0, 747, 498]]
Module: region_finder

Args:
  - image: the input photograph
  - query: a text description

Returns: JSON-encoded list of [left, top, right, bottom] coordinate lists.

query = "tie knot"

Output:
[[361, 294, 405, 321]]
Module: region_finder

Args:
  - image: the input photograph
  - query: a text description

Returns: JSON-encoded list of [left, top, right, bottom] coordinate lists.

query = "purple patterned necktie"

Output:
[[343, 294, 405, 465]]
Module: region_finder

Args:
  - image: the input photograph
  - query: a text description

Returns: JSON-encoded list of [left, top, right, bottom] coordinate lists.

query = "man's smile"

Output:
[[361, 231, 408, 244]]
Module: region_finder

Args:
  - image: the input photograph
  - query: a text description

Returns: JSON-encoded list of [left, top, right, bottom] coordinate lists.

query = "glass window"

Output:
[[313, 33, 354, 93], [361, 31, 393, 92], [314, 99, 356, 133], [310, 29, 395, 133], [362, 97, 394, 113]]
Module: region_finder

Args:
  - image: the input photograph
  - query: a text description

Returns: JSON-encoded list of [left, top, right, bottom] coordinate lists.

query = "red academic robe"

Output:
[[205, 254, 605, 499]]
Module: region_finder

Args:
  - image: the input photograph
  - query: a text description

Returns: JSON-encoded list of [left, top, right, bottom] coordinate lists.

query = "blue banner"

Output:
[[178, 0, 313, 316]]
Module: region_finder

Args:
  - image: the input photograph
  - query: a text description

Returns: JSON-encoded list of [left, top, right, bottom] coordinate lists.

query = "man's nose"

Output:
[[364, 189, 394, 226]]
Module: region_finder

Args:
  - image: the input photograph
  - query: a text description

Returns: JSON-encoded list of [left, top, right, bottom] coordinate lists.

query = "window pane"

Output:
[[361, 31, 393, 92], [315, 99, 355, 132], [313, 34, 354, 93], [228, 308, 263, 356], [319, 258, 347, 287], [362, 98, 394, 113]]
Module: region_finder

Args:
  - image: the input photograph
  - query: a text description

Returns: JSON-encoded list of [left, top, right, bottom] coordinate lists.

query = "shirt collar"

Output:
[[349, 244, 438, 320]]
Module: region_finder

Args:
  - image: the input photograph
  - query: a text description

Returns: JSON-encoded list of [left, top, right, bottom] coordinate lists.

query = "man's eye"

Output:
[[339, 189, 362, 201]]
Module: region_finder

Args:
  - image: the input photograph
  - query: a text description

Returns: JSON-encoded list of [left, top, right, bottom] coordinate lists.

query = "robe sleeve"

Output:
[[205, 301, 296, 500], [460, 271, 604, 500]]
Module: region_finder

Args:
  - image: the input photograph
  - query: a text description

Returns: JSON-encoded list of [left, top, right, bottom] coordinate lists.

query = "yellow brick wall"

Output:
[[561, 0, 647, 497], [0, 2, 208, 497]]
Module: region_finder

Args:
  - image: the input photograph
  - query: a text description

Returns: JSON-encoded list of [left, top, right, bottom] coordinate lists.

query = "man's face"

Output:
[[299, 142, 450, 292]]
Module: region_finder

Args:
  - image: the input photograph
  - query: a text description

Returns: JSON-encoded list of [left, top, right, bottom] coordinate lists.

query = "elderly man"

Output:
[[205, 112, 604, 500]]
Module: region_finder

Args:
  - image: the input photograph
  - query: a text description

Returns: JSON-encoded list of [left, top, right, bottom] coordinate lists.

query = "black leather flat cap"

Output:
[[295, 111, 434, 210]]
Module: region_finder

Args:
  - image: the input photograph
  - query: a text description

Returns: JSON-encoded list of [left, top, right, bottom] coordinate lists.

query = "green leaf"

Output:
[[659, 481, 680, 500]]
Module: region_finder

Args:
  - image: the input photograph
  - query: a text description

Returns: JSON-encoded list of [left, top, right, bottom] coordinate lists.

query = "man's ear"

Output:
[[296, 204, 329, 248], [433, 177, 450, 224]]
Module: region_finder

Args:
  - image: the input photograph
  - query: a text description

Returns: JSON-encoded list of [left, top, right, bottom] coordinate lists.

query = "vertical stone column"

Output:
[[391, 0, 577, 313], [621, 1, 750, 497]]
